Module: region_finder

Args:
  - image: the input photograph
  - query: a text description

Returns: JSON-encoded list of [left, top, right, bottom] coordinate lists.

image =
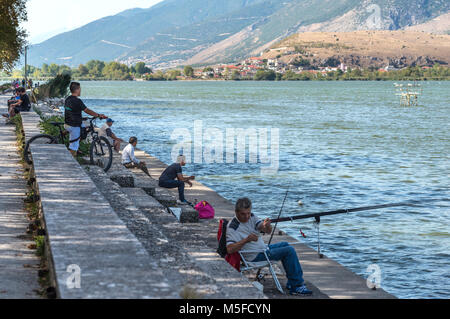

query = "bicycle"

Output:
[[23, 117, 113, 172]]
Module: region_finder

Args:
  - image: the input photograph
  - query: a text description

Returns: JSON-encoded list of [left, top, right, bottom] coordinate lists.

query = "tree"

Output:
[[78, 64, 89, 76], [166, 69, 181, 80], [0, 0, 27, 71], [102, 61, 131, 80], [231, 70, 240, 81], [135, 62, 151, 75], [48, 64, 60, 76], [254, 70, 276, 81], [41, 63, 49, 75], [86, 60, 106, 78], [184, 65, 194, 77]]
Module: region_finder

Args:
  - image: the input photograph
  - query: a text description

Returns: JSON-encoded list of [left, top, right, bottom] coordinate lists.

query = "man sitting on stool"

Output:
[[226, 197, 313, 296], [122, 136, 151, 177], [158, 155, 195, 205]]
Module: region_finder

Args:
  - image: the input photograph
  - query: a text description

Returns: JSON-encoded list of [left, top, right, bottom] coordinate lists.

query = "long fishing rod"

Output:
[[255, 188, 289, 282], [268, 188, 290, 246], [270, 202, 419, 223]]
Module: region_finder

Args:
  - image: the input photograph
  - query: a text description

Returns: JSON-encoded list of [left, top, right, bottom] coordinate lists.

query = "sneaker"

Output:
[[290, 284, 313, 296], [177, 199, 193, 206], [2, 113, 10, 118]]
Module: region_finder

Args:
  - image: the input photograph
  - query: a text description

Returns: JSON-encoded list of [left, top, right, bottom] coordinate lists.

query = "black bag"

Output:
[[217, 219, 229, 258], [80, 127, 88, 140], [69, 126, 88, 143]]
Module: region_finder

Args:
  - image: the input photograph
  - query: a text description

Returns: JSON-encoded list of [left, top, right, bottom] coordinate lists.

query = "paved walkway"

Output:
[[0, 96, 40, 298]]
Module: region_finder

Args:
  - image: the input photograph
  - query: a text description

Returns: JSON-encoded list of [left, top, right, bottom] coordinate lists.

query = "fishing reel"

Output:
[[256, 272, 266, 282]]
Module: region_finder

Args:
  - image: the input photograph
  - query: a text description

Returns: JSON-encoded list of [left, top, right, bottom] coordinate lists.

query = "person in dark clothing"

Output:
[[158, 155, 195, 205], [64, 82, 107, 157], [2, 87, 31, 121]]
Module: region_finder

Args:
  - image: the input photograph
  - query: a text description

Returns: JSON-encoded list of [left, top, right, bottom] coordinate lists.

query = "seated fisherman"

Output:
[[226, 197, 313, 296], [122, 136, 151, 177], [7, 89, 20, 107], [99, 118, 124, 153], [2, 87, 31, 121], [158, 155, 195, 205]]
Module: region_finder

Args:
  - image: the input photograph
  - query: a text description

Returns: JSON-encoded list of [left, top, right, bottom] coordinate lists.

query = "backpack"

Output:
[[217, 219, 229, 258], [217, 218, 241, 271], [195, 201, 215, 219]]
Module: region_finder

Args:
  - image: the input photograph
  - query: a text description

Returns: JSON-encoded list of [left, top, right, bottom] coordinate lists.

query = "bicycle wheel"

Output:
[[90, 136, 113, 172], [23, 134, 58, 165]]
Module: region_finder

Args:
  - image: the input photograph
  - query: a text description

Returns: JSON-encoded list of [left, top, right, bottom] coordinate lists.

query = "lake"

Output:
[[80, 80, 449, 299]]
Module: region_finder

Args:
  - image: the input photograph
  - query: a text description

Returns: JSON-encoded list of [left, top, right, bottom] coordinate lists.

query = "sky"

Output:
[[23, 0, 164, 44]]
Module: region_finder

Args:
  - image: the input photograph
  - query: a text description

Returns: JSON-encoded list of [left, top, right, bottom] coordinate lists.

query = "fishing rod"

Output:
[[270, 202, 419, 224], [268, 188, 290, 246], [255, 188, 289, 282]]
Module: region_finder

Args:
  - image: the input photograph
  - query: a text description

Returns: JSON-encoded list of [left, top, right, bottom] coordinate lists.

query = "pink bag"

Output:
[[195, 201, 215, 219]]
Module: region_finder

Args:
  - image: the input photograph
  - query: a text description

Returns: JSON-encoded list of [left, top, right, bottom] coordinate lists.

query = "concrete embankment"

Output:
[[15, 97, 395, 299], [17, 101, 265, 299]]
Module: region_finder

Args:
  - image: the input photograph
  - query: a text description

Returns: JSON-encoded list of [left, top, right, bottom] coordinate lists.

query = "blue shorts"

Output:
[[65, 125, 81, 151]]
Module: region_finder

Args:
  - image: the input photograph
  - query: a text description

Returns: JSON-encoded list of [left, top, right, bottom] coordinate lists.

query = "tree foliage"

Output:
[[0, 0, 28, 71], [184, 65, 194, 77]]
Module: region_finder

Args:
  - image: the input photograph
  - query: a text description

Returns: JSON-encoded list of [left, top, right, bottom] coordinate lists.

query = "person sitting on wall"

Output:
[[226, 197, 313, 296], [99, 118, 124, 153], [2, 87, 31, 122], [158, 155, 195, 205], [122, 136, 151, 177]]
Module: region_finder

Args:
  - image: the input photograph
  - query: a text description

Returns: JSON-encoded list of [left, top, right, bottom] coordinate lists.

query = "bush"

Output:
[[254, 70, 276, 81], [34, 74, 71, 100]]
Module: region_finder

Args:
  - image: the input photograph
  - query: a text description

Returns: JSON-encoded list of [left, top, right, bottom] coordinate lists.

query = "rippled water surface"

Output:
[[81, 81, 449, 299]]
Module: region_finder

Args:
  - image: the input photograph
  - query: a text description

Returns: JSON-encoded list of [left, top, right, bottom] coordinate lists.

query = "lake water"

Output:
[[80, 80, 449, 299]]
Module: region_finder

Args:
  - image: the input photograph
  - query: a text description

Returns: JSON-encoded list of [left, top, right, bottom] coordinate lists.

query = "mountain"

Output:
[[28, 0, 450, 68], [261, 30, 450, 69]]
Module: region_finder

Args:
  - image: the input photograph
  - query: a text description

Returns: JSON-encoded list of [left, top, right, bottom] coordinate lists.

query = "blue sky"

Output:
[[24, 0, 164, 44]]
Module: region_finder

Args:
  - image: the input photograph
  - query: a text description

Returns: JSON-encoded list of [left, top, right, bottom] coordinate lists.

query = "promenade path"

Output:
[[0, 96, 40, 298]]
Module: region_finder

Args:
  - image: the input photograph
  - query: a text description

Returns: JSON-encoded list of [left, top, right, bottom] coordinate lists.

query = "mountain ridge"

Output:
[[28, 0, 450, 68]]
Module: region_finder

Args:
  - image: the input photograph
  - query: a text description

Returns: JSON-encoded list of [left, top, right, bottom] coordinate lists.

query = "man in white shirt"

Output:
[[122, 136, 151, 177], [226, 197, 312, 296]]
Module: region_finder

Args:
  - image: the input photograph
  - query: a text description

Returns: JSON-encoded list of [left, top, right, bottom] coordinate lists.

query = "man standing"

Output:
[[99, 118, 124, 153], [226, 198, 313, 296], [64, 82, 107, 157], [158, 155, 195, 205], [122, 136, 151, 177]]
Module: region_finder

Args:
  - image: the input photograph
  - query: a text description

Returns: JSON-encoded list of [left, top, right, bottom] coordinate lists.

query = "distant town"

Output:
[[1, 51, 449, 82]]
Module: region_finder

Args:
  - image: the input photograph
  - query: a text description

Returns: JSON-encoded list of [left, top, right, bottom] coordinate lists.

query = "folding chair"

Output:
[[239, 249, 285, 294]]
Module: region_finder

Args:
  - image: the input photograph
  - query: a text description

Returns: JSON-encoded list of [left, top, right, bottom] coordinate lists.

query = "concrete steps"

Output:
[[30, 145, 177, 299], [84, 165, 264, 299]]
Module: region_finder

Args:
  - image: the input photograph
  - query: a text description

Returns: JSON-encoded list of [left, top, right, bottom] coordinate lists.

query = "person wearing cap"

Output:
[[122, 136, 151, 177], [99, 118, 124, 153], [158, 155, 195, 205]]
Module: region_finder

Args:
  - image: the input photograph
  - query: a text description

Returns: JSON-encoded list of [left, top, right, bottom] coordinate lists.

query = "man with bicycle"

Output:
[[64, 82, 108, 157]]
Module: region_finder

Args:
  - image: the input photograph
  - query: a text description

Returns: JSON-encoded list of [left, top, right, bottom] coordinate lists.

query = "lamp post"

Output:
[[24, 45, 28, 86]]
